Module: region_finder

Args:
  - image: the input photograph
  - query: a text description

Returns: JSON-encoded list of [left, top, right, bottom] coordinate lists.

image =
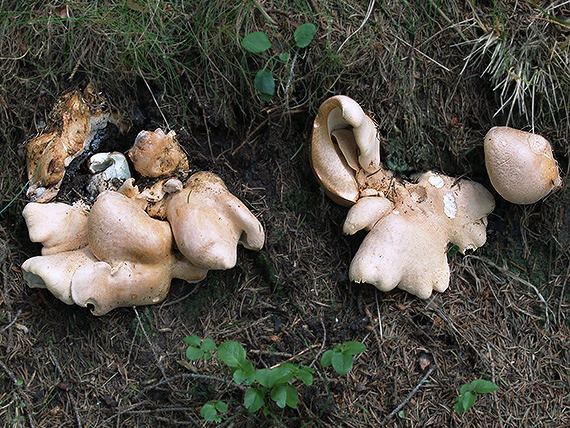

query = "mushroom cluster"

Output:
[[22, 91, 264, 315], [311, 95, 496, 299]]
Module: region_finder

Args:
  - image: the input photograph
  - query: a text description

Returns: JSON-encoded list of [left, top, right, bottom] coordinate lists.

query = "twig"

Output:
[[133, 307, 168, 381], [48, 347, 82, 428], [136, 373, 245, 398], [381, 365, 435, 425], [0, 309, 21, 334], [0, 359, 35, 428], [269, 344, 320, 369], [309, 317, 327, 368]]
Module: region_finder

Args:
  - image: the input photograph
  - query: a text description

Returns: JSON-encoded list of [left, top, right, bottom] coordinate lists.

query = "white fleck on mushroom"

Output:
[[128, 128, 189, 177], [166, 172, 265, 270], [484, 126, 562, 204], [23, 201, 89, 255]]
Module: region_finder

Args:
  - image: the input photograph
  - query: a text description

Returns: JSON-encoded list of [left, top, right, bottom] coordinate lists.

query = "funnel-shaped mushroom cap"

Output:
[[22, 247, 97, 304], [25, 90, 116, 202], [128, 128, 189, 178], [166, 172, 265, 270], [310, 95, 382, 206], [88, 191, 173, 265], [484, 126, 562, 204], [23, 201, 89, 255]]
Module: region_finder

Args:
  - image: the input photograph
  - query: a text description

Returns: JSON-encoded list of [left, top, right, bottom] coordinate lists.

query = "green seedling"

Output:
[[185, 336, 364, 422], [321, 341, 366, 375], [454, 379, 499, 415], [241, 23, 317, 100]]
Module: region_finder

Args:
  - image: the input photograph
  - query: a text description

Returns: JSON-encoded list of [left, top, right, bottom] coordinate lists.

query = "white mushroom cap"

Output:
[[23, 201, 89, 255], [22, 247, 97, 304], [128, 128, 189, 178], [484, 126, 562, 204], [87, 152, 132, 197], [310, 95, 382, 206], [166, 172, 265, 270]]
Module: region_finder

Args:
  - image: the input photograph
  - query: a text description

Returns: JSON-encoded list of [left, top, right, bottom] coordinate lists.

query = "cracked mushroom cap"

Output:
[[23, 201, 89, 255], [128, 128, 189, 178], [166, 172, 265, 270], [310, 95, 382, 206], [484, 126, 562, 204]]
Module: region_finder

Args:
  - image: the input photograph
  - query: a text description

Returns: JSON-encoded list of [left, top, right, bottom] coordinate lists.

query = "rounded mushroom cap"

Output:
[[88, 191, 173, 265], [128, 128, 189, 178], [484, 126, 562, 204]]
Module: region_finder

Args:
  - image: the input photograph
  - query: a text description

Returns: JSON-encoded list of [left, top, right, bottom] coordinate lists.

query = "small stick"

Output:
[[381, 365, 435, 425], [48, 347, 82, 428], [136, 373, 245, 398], [0, 309, 21, 334]]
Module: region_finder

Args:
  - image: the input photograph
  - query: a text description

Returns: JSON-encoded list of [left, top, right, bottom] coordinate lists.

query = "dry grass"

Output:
[[1, 0, 569, 427]]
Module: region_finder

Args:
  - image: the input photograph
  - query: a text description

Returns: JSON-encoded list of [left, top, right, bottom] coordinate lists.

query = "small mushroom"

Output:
[[23, 201, 89, 255], [128, 128, 189, 177], [87, 152, 131, 197], [166, 172, 265, 270], [484, 126, 562, 204]]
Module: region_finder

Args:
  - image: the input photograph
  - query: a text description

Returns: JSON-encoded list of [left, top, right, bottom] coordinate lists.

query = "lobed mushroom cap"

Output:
[[23, 201, 89, 255], [484, 126, 562, 204], [166, 172, 265, 270]]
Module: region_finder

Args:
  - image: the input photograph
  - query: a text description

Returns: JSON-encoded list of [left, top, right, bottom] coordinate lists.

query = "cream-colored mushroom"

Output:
[[87, 152, 131, 197], [311, 95, 495, 299], [25, 89, 118, 202], [310, 95, 389, 206], [23, 201, 89, 255], [484, 126, 562, 204], [166, 172, 265, 270], [346, 172, 495, 299], [69, 190, 207, 315], [22, 247, 97, 304], [128, 128, 189, 177]]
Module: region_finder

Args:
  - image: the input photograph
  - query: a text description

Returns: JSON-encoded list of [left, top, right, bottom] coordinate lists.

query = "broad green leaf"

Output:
[[470, 379, 499, 394], [342, 341, 366, 356], [201, 338, 217, 352], [200, 402, 221, 422], [233, 361, 255, 385], [183, 335, 201, 346], [203, 352, 213, 361], [331, 352, 354, 375], [185, 346, 204, 361], [271, 384, 299, 409], [241, 31, 271, 53], [244, 388, 265, 413], [255, 366, 293, 387], [462, 391, 477, 412], [321, 350, 333, 367], [295, 367, 314, 386], [279, 52, 290, 62], [254, 69, 274, 100], [294, 23, 316, 48], [217, 341, 246, 367], [454, 398, 465, 415], [214, 400, 228, 412], [459, 383, 469, 395]]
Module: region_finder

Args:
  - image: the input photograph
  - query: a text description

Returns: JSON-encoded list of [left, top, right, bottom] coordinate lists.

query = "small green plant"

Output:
[[184, 336, 365, 421], [320, 341, 366, 375], [454, 379, 499, 415], [240, 23, 317, 100]]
